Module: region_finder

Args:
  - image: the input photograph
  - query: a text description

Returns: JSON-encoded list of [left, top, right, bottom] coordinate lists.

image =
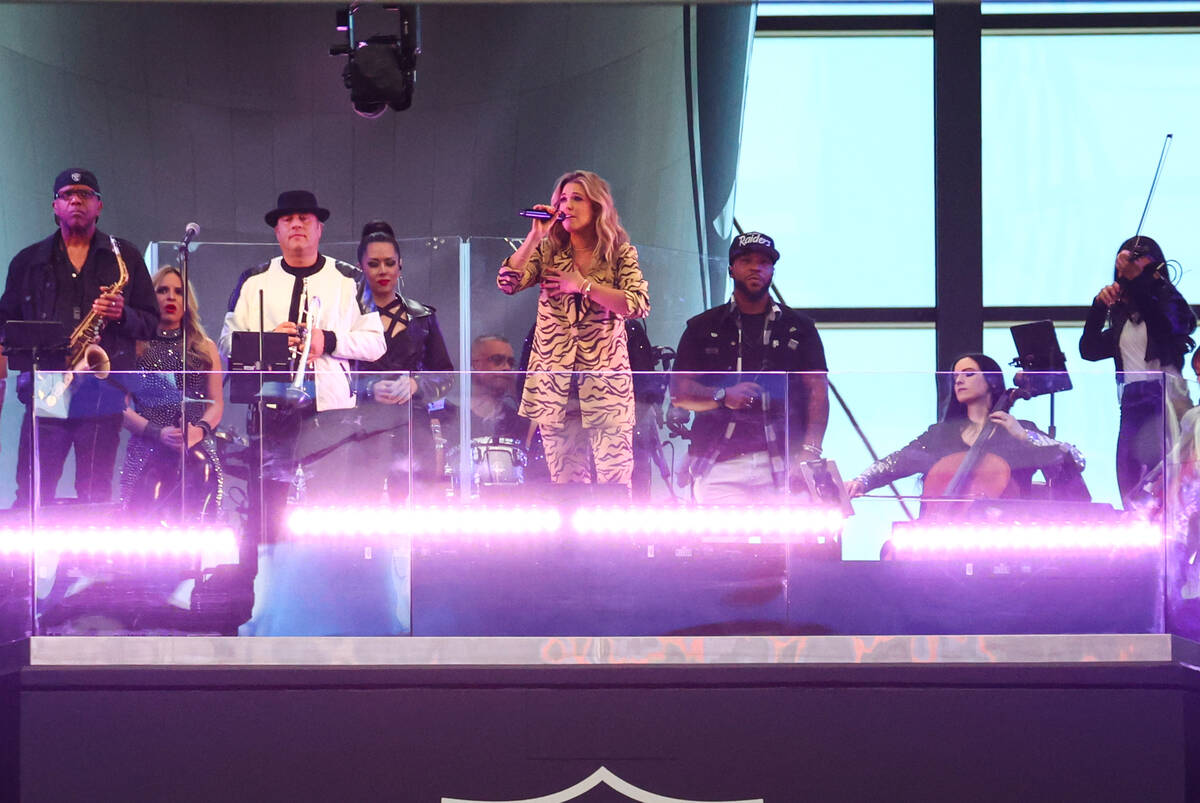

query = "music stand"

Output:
[[229, 331, 290, 405], [3, 321, 68, 373], [3, 321, 71, 634], [1010, 320, 1072, 437]]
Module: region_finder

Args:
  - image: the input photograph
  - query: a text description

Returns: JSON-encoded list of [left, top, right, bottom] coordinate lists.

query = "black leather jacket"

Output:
[[0, 230, 158, 368], [1079, 267, 1196, 378], [358, 295, 454, 403], [0, 230, 158, 409]]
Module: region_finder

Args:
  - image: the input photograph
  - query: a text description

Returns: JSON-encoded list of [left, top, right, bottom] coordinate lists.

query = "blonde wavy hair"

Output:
[[146, 265, 214, 370], [545, 170, 629, 266]]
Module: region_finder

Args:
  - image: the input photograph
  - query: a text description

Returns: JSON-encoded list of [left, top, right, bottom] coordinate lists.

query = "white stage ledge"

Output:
[[3, 633, 1200, 670]]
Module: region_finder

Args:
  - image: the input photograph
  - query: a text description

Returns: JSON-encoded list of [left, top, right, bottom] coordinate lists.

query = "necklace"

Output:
[[157, 327, 183, 340]]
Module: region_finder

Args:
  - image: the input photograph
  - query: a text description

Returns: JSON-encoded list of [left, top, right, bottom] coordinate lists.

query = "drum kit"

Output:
[[445, 436, 530, 494], [223, 428, 531, 499]]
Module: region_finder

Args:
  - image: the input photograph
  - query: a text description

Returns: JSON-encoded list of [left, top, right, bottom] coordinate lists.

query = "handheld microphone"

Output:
[[519, 209, 562, 221], [182, 222, 201, 246]]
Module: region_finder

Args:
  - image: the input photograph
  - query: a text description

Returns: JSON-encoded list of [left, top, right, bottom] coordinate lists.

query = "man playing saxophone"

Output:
[[0, 168, 158, 507]]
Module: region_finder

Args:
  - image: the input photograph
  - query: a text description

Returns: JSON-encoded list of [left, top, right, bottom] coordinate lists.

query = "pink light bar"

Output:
[[890, 521, 1162, 556], [0, 526, 238, 561], [287, 506, 563, 538], [284, 505, 842, 542], [571, 506, 844, 539]]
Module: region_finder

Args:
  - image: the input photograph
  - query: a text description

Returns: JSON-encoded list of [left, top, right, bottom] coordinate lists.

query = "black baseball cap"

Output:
[[729, 231, 780, 264], [53, 168, 100, 196]]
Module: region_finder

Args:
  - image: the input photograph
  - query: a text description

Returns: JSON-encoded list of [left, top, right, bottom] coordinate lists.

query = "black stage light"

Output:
[[330, 4, 420, 119]]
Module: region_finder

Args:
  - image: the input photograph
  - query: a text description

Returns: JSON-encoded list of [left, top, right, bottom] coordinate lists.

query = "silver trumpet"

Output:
[[259, 283, 322, 409]]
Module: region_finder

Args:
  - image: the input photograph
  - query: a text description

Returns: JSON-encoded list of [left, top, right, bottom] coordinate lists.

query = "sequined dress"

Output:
[[120, 329, 223, 514], [852, 418, 1086, 499]]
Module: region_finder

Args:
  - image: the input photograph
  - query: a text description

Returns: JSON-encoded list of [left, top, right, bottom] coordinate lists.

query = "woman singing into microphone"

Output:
[[1080, 235, 1195, 504], [497, 170, 650, 490]]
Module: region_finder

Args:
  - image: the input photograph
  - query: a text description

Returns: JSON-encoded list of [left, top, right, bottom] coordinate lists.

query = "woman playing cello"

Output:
[[845, 354, 1085, 506]]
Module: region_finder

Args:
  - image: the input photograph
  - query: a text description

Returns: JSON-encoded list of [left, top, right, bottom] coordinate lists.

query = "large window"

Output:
[[982, 32, 1200, 307], [740, 4, 1200, 545], [735, 34, 934, 310]]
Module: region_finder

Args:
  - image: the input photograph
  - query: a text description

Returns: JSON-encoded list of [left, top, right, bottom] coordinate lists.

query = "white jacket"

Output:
[[219, 255, 385, 411]]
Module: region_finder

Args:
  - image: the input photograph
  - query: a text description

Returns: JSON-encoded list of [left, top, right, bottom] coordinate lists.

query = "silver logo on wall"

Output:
[[442, 765, 763, 803]]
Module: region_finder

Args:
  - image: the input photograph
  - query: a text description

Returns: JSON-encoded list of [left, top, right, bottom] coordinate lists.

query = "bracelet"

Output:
[[144, 422, 163, 443], [800, 443, 822, 458], [581, 280, 593, 297]]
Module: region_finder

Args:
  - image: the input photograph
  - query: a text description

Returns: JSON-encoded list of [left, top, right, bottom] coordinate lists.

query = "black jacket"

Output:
[[359, 295, 454, 403], [674, 300, 827, 458], [1079, 267, 1196, 379], [1, 229, 158, 398]]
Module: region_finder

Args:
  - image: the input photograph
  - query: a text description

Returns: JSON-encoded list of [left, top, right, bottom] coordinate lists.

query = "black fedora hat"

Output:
[[265, 190, 330, 227]]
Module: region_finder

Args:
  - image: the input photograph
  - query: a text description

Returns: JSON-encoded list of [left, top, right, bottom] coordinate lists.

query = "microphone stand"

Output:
[[176, 230, 193, 524], [768, 284, 914, 521]]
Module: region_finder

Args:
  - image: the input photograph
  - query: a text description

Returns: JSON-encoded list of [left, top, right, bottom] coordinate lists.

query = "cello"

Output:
[[921, 386, 1032, 518]]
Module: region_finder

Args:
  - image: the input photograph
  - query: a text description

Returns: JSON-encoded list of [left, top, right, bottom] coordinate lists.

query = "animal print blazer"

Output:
[[500, 239, 650, 428]]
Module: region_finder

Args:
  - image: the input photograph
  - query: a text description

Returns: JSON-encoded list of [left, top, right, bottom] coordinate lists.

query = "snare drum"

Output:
[[471, 436, 527, 485], [445, 436, 528, 492]]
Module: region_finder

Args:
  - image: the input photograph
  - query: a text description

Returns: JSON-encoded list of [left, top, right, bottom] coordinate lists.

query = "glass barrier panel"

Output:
[[150, 236, 463, 371], [19, 367, 238, 635], [241, 367, 415, 636], [9, 366, 1184, 641]]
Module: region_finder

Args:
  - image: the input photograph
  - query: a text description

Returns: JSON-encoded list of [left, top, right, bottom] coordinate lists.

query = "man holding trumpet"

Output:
[[220, 190, 384, 537]]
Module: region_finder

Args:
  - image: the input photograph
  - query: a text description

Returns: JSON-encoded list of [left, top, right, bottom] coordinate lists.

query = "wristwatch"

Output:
[[712, 387, 726, 406]]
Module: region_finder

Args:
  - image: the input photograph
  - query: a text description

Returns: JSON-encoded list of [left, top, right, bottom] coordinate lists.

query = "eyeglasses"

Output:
[[54, 189, 100, 202], [475, 354, 516, 368]]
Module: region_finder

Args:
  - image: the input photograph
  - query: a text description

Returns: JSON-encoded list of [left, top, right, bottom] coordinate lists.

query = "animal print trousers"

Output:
[[541, 412, 633, 487]]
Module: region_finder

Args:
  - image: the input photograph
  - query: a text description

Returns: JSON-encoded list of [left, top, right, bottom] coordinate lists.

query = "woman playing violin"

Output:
[[845, 354, 1085, 503], [1079, 235, 1195, 504]]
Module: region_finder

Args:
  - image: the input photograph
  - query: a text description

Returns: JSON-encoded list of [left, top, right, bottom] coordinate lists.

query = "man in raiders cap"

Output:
[[0, 168, 158, 507], [670, 231, 829, 504]]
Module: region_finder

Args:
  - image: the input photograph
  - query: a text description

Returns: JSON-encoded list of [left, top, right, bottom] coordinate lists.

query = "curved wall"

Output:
[[0, 2, 713, 505], [0, 3, 695, 248]]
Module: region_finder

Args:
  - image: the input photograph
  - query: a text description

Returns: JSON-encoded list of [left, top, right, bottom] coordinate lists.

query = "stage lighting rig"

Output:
[[330, 4, 420, 119]]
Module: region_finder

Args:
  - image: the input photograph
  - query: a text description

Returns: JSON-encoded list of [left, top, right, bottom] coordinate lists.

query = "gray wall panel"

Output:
[[190, 107, 238, 238], [230, 109, 277, 235], [349, 113, 399, 234], [0, 2, 717, 506]]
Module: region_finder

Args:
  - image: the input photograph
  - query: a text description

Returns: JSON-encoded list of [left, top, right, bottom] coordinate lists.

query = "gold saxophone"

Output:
[[66, 235, 130, 380]]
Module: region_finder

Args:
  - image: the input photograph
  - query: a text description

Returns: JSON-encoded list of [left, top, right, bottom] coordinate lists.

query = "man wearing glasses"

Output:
[[467, 334, 527, 441], [0, 168, 157, 507], [430, 333, 548, 489]]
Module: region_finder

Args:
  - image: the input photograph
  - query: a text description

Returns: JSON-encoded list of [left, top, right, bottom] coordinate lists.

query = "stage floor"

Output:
[[6, 633, 1200, 802], [4, 632, 1200, 670]]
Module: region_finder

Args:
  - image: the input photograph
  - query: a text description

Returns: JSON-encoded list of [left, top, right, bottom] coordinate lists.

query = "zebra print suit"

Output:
[[499, 239, 650, 486]]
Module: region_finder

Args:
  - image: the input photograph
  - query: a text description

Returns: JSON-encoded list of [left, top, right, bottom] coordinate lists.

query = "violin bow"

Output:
[[1133, 133, 1173, 253]]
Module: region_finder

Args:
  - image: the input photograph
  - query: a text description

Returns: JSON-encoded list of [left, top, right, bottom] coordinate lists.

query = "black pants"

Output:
[[14, 396, 122, 507], [1116, 380, 1166, 505]]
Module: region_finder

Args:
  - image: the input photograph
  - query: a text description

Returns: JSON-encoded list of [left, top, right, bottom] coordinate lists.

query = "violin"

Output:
[[921, 387, 1031, 517]]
